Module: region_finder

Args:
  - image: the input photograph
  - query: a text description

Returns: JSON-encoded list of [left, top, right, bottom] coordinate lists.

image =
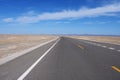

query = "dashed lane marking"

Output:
[[108, 47, 115, 50], [102, 46, 107, 48], [96, 44, 102, 46], [112, 66, 120, 73], [78, 45, 85, 50], [117, 50, 120, 52]]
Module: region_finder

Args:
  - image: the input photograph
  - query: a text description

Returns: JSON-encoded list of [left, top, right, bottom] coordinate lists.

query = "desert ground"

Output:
[[0, 35, 57, 58], [0, 35, 120, 59], [70, 36, 120, 45]]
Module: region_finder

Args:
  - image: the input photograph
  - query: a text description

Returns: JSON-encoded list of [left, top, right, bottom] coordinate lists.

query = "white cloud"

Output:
[[2, 3, 120, 23], [3, 18, 14, 23], [16, 16, 39, 23]]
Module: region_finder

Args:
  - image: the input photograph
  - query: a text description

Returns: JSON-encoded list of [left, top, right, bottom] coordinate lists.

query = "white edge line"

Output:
[[17, 38, 60, 80], [0, 37, 59, 65], [117, 50, 120, 52], [108, 47, 115, 50], [96, 44, 101, 46], [102, 46, 107, 48]]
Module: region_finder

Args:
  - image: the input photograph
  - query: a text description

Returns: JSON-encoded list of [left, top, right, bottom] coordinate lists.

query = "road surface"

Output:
[[0, 37, 120, 80]]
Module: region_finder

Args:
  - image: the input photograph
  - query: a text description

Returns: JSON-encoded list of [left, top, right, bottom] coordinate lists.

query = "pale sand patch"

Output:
[[0, 35, 57, 58], [0, 38, 58, 65]]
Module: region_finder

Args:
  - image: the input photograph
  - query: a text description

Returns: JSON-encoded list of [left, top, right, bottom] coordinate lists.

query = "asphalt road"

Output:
[[0, 37, 120, 80]]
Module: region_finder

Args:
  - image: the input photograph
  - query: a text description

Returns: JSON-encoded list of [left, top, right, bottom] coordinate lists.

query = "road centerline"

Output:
[[78, 45, 85, 50], [112, 66, 120, 73]]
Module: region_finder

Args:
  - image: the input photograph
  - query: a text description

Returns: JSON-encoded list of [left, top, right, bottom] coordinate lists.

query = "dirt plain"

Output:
[[0, 35, 120, 58], [0, 35, 57, 58], [70, 36, 120, 45]]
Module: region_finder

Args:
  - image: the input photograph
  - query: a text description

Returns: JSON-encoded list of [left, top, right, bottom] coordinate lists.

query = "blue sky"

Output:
[[0, 0, 120, 35]]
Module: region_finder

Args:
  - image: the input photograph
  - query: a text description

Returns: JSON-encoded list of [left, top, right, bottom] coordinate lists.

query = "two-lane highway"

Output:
[[0, 37, 120, 80]]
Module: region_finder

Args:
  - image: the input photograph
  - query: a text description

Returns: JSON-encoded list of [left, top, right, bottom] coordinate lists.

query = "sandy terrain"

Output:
[[69, 36, 120, 45], [1, 35, 119, 59], [0, 35, 57, 58]]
